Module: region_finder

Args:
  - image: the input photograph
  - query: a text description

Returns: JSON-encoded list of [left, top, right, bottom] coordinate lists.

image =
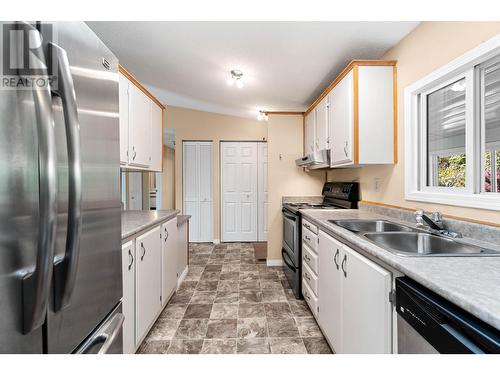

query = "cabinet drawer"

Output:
[[302, 244, 319, 274], [302, 261, 318, 296], [302, 226, 318, 253], [302, 219, 318, 235], [302, 280, 318, 318]]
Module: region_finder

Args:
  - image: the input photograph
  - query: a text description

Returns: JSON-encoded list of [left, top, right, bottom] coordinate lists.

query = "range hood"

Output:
[[295, 149, 330, 169]]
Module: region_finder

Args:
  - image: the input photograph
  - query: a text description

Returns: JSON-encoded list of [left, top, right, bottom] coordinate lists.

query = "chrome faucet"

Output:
[[415, 209, 463, 238]]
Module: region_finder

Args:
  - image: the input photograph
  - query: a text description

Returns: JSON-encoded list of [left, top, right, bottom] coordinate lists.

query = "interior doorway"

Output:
[[220, 141, 268, 243]]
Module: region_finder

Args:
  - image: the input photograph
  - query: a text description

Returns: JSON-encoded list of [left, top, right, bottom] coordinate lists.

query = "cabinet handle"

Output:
[[304, 273, 311, 281], [303, 254, 311, 262], [164, 227, 168, 243], [140, 242, 146, 261], [305, 235, 311, 241], [343, 141, 348, 158], [132, 146, 137, 161], [341, 254, 347, 278], [128, 249, 134, 270], [334, 249, 339, 270], [305, 291, 311, 301], [304, 223, 311, 230]]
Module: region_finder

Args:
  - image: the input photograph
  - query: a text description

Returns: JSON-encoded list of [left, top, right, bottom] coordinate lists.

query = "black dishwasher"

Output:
[[396, 277, 500, 354]]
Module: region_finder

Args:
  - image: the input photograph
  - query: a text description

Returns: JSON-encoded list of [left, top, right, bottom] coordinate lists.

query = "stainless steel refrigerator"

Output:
[[0, 21, 123, 354]]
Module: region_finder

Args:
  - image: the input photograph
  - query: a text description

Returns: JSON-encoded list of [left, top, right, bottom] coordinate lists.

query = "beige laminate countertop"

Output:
[[121, 209, 180, 241]]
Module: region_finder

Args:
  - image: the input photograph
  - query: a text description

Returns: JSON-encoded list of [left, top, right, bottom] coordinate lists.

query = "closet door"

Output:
[[183, 142, 199, 241], [183, 141, 213, 242], [221, 142, 258, 242], [257, 142, 268, 241]]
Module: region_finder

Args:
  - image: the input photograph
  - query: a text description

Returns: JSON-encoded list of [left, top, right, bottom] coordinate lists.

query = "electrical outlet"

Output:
[[374, 177, 381, 192]]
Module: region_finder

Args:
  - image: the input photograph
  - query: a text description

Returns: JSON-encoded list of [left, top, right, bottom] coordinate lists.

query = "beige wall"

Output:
[[161, 145, 176, 209], [267, 115, 325, 260], [327, 22, 500, 224], [166, 106, 268, 240]]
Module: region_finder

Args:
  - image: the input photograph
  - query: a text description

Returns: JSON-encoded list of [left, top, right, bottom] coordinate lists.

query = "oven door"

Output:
[[282, 209, 299, 264]]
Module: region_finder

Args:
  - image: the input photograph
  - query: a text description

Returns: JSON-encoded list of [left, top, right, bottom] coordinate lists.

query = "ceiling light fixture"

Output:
[[257, 110, 268, 121], [227, 69, 244, 88]]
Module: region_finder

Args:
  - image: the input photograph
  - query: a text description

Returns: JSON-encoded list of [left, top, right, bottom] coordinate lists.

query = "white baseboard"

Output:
[[266, 259, 283, 267], [177, 265, 189, 289], [213, 239, 220, 244]]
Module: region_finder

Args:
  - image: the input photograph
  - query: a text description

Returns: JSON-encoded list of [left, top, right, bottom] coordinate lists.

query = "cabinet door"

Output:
[[149, 103, 163, 172], [121, 241, 135, 354], [329, 70, 354, 166], [318, 231, 342, 353], [119, 73, 129, 165], [304, 110, 316, 155], [315, 96, 329, 151], [135, 226, 161, 344], [128, 84, 151, 167], [341, 245, 392, 354], [161, 218, 178, 306]]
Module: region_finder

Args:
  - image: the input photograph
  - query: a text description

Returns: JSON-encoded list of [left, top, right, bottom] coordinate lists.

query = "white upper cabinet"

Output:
[[315, 96, 329, 151], [128, 84, 152, 167], [119, 67, 163, 172], [119, 73, 129, 165], [150, 102, 163, 172], [305, 60, 396, 168], [304, 110, 316, 155], [329, 70, 354, 166]]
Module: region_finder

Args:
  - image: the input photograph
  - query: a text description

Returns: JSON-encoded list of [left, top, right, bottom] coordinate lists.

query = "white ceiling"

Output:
[[87, 22, 419, 118]]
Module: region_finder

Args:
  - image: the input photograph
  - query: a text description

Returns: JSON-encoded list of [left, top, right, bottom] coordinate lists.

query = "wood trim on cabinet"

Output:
[[304, 59, 397, 116], [118, 65, 166, 109], [352, 65, 359, 164], [264, 111, 305, 116], [361, 200, 500, 228], [393, 65, 398, 164]]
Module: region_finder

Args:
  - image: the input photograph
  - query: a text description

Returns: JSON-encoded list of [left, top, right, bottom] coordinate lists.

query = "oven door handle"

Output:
[[282, 210, 297, 222], [282, 249, 296, 270]]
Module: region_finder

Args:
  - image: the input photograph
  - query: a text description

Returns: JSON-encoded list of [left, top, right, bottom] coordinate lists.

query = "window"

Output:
[[405, 34, 500, 211]]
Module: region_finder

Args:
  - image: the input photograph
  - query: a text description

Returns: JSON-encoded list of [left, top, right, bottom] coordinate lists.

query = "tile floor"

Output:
[[137, 242, 332, 354]]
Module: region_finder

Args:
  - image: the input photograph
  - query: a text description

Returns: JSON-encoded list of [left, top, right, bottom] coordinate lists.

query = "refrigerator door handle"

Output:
[[49, 42, 83, 312], [75, 313, 125, 354], [21, 22, 58, 334]]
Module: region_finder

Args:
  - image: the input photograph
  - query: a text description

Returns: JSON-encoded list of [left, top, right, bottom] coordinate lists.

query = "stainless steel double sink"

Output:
[[328, 219, 499, 257]]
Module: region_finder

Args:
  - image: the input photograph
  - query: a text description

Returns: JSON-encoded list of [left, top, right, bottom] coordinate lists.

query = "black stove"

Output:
[[281, 182, 359, 299]]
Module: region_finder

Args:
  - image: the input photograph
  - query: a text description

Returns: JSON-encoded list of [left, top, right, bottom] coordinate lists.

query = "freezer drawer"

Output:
[[75, 302, 124, 354]]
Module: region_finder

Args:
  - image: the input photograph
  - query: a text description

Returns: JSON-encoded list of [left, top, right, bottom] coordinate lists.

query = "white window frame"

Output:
[[405, 33, 500, 211]]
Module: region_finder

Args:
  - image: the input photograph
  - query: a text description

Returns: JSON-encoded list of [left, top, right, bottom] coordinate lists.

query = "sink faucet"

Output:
[[415, 209, 463, 238]]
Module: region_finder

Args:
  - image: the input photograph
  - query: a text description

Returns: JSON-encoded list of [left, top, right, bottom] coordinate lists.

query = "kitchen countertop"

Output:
[[122, 209, 180, 240], [300, 209, 500, 331], [177, 215, 191, 226]]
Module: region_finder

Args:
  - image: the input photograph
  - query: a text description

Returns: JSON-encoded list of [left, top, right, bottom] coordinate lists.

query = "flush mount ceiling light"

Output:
[[257, 110, 268, 121], [227, 69, 244, 88]]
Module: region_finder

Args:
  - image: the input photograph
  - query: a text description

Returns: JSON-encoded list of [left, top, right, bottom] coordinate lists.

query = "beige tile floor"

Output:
[[137, 242, 332, 354]]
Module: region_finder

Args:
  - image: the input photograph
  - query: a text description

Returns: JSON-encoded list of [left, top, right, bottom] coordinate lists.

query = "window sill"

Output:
[[405, 191, 500, 211]]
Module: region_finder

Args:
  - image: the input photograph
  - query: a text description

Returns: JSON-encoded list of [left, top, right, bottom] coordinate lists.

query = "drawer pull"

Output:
[[304, 273, 311, 281], [305, 235, 311, 241], [304, 254, 311, 262]]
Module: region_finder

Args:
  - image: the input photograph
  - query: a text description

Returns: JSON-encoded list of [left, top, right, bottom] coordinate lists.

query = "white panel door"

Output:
[[341, 245, 392, 354], [221, 142, 258, 242], [128, 172, 142, 210], [329, 70, 354, 166], [118, 73, 129, 164], [161, 218, 178, 306], [149, 103, 163, 172], [315, 96, 329, 151], [198, 143, 213, 242], [304, 110, 316, 155], [128, 84, 151, 167], [318, 231, 342, 354], [257, 142, 268, 241], [135, 226, 161, 345], [183, 142, 213, 242], [121, 241, 135, 354]]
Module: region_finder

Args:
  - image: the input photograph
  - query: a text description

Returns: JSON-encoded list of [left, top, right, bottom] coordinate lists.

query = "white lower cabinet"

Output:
[[318, 230, 392, 354], [161, 218, 178, 307], [121, 241, 135, 354], [135, 226, 162, 346]]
